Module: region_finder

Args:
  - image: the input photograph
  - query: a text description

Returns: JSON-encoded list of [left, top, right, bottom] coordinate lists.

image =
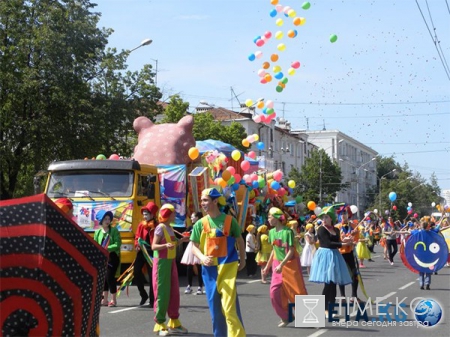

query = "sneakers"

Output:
[[196, 287, 202, 295], [168, 326, 188, 334], [155, 330, 170, 336], [184, 286, 192, 294], [420, 286, 424, 290], [278, 320, 289, 328], [426, 285, 430, 290], [389, 261, 394, 266], [359, 264, 366, 268], [108, 300, 116, 307]]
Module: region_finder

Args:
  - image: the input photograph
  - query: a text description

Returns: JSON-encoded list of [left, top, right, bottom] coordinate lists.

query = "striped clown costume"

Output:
[[152, 204, 187, 335]]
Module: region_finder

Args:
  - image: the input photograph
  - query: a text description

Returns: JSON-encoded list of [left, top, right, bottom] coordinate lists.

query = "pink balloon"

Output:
[[264, 31, 272, 39], [255, 51, 263, 59], [250, 173, 258, 181], [234, 173, 241, 182], [291, 61, 300, 69], [278, 187, 286, 196], [407, 210, 412, 214], [273, 170, 283, 182], [258, 69, 266, 77], [253, 115, 262, 123], [413, 213, 418, 218], [256, 39, 265, 47], [276, 4, 283, 12], [259, 115, 267, 123], [248, 151, 257, 159], [109, 154, 120, 160], [241, 160, 250, 171], [226, 166, 236, 175]]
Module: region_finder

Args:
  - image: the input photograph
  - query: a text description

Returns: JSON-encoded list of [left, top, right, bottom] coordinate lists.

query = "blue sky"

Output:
[[93, 0, 450, 190]]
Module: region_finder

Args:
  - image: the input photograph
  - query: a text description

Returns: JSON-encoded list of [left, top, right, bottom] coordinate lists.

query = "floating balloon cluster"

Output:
[[248, 1, 309, 93], [244, 98, 279, 125]]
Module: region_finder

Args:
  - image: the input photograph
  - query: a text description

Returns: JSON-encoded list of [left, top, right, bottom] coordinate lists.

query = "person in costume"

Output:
[[134, 202, 159, 306], [181, 211, 204, 295], [334, 205, 360, 302], [151, 204, 189, 336], [94, 210, 121, 307], [255, 225, 272, 284], [191, 188, 246, 337], [309, 206, 353, 315], [262, 207, 308, 328], [356, 223, 371, 268], [300, 223, 316, 276], [245, 224, 258, 277]]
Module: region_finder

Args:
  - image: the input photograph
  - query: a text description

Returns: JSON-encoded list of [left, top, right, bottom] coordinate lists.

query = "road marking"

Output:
[[374, 291, 396, 303], [399, 281, 415, 290], [109, 306, 139, 314], [246, 279, 262, 284], [307, 328, 328, 337]]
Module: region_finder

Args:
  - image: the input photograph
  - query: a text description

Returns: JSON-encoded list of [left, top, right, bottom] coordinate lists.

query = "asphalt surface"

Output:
[[99, 248, 450, 337]]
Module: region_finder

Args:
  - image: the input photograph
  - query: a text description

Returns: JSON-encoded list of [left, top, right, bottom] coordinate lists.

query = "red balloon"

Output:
[[392, 205, 397, 211]]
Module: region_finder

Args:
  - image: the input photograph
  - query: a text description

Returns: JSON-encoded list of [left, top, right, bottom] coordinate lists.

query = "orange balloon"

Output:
[[307, 201, 316, 211], [262, 61, 270, 69], [270, 54, 279, 62], [264, 74, 272, 82], [222, 170, 232, 181], [218, 178, 227, 188], [242, 139, 250, 147], [293, 17, 301, 26], [270, 0, 278, 5], [188, 147, 199, 160], [279, 82, 286, 88]]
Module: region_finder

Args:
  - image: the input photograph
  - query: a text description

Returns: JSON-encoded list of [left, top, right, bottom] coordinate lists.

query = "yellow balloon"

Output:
[[188, 147, 199, 160], [275, 31, 283, 40], [288, 180, 296, 188], [231, 150, 241, 161], [253, 134, 259, 141], [288, 9, 296, 17], [277, 43, 286, 52], [245, 99, 253, 107], [299, 17, 306, 25], [276, 18, 284, 26], [273, 65, 281, 73], [288, 67, 295, 76]]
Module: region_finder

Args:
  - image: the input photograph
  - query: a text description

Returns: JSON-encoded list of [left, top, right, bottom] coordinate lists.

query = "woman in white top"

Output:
[[246, 225, 257, 277], [300, 223, 316, 275]]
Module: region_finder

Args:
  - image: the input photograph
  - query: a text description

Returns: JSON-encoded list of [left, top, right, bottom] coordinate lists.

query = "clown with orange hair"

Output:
[[263, 207, 307, 328], [151, 204, 189, 336]]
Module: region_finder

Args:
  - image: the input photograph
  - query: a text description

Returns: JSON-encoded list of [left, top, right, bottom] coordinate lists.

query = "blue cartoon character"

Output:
[[404, 229, 448, 274]]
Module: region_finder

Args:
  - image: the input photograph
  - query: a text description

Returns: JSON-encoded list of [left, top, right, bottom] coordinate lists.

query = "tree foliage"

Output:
[[289, 149, 347, 206], [0, 0, 161, 199]]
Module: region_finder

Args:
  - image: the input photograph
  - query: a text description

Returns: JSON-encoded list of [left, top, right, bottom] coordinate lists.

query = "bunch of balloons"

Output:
[[246, 98, 279, 125], [242, 132, 260, 147], [247, 1, 309, 93]]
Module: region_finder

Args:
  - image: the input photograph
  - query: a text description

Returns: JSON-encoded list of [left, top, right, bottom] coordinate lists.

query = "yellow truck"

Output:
[[44, 159, 161, 264]]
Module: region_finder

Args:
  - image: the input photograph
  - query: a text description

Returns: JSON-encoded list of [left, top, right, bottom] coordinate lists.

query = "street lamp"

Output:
[[356, 158, 376, 219], [411, 183, 425, 191], [378, 169, 397, 213], [319, 139, 343, 206], [129, 38, 152, 53]]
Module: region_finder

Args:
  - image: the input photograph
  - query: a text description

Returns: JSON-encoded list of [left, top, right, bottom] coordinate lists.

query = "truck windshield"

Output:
[[47, 171, 133, 198]]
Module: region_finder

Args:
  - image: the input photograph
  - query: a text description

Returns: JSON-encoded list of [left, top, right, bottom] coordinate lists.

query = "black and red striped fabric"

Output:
[[0, 194, 108, 337]]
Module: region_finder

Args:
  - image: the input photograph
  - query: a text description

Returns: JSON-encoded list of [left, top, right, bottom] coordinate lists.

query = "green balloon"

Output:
[[281, 77, 288, 84], [258, 177, 265, 188], [96, 154, 106, 160], [295, 195, 303, 203], [330, 34, 338, 43], [276, 85, 283, 93], [302, 2, 311, 10]]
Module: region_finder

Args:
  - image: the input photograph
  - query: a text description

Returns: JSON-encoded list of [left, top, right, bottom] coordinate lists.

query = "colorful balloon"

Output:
[[245, 99, 253, 107], [288, 68, 295, 76], [277, 43, 286, 51], [253, 134, 259, 141], [264, 74, 273, 82], [269, 9, 277, 17], [222, 170, 232, 181], [257, 142, 265, 150], [307, 201, 316, 211], [241, 160, 250, 171], [271, 181, 281, 190], [287, 30, 297, 38], [350, 205, 358, 214], [96, 154, 106, 160], [288, 180, 296, 188], [188, 147, 199, 160], [264, 31, 272, 39], [256, 39, 264, 47], [388, 192, 397, 202], [291, 61, 300, 69], [248, 53, 256, 61], [302, 2, 311, 9], [255, 51, 263, 59], [248, 151, 257, 159], [276, 18, 284, 26], [330, 34, 338, 43], [262, 62, 270, 69], [393, 205, 398, 211], [109, 154, 120, 160], [226, 166, 236, 175], [271, 54, 279, 62], [231, 150, 241, 161], [242, 139, 250, 147], [275, 31, 283, 40]]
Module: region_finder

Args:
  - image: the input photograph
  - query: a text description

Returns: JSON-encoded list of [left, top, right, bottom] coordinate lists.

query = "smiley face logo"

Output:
[[405, 231, 448, 274]]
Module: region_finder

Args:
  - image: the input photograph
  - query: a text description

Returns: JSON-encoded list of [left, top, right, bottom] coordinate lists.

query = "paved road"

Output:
[[99, 251, 450, 337]]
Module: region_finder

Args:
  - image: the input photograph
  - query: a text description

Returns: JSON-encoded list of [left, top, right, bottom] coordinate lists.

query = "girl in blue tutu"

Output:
[[309, 206, 354, 315]]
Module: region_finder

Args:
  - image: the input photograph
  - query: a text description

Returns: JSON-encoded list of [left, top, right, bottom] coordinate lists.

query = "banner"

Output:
[[157, 165, 187, 227]]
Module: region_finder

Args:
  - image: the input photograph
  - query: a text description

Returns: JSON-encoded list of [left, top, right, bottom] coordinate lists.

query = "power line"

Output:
[[286, 112, 450, 119], [415, 0, 450, 80]]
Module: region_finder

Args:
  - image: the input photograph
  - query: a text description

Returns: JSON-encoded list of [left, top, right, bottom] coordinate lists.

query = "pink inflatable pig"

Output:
[[132, 115, 195, 165]]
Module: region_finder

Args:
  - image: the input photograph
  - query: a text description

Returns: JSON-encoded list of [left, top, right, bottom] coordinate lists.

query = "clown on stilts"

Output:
[[191, 188, 247, 337], [263, 207, 308, 328], [151, 204, 189, 336]]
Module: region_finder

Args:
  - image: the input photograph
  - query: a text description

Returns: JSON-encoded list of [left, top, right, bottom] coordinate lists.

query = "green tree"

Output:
[[295, 149, 347, 206], [0, 0, 161, 199], [159, 94, 189, 124]]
